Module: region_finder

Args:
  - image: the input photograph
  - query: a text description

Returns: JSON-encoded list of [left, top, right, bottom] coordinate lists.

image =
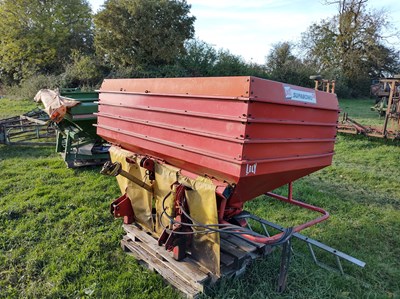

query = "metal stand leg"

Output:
[[277, 239, 291, 293], [55, 131, 62, 153]]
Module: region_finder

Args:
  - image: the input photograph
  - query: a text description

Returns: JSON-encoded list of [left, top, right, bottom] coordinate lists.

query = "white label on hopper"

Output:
[[246, 163, 257, 176], [284, 86, 316, 104]]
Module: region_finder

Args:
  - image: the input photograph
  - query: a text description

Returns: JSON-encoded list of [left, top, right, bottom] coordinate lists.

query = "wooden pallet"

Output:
[[121, 224, 271, 298]]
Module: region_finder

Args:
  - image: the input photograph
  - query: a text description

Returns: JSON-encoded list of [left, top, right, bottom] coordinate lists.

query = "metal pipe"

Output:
[[101, 161, 153, 192], [287, 182, 293, 201], [383, 80, 396, 136], [223, 182, 330, 245], [218, 196, 227, 223]]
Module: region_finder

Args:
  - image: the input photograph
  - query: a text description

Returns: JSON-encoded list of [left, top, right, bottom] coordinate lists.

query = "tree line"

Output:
[[0, 0, 399, 98]]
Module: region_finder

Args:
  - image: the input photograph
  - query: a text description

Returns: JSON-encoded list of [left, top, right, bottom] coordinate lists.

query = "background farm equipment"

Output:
[[33, 88, 110, 168], [0, 108, 55, 146], [97, 76, 365, 297], [337, 76, 400, 140], [54, 89, 109, 168]]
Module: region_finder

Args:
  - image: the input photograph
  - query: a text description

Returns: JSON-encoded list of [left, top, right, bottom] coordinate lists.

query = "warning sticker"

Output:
[[284, 85, 316, 104]]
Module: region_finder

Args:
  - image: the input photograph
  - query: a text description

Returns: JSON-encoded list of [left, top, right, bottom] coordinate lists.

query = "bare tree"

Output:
[[301, 0, 399, 96]]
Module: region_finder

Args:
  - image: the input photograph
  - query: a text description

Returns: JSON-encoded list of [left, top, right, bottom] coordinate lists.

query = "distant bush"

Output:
[[330, 76, 352, 98], [4, 52, 107, 100], [5, 74, 62, 100], [179, 39, 268, 78], [266, 42, 318, 88], [106, 64, 188, 79], [61, 52, 105, 88]]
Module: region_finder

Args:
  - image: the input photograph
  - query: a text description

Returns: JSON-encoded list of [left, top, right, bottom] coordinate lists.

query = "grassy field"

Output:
[[0, 99, 37, 119], [1, 98, 399, 298], [339, 98, 384, 127]]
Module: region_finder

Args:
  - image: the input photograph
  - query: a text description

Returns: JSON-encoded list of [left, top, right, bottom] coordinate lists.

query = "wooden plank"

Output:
[[220, 232, 262, 252], [220, 252, 235, 267], [220, 239, 248, 263], [123, 224, 210, 285], [124, 225, 208, 281], [121, 224, 275, 298], [122, 239, 201, 299], [125, 232, 209, 286]]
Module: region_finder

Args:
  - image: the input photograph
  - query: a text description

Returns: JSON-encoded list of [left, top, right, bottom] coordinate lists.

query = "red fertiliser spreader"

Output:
[[96, 76, 365, 297]]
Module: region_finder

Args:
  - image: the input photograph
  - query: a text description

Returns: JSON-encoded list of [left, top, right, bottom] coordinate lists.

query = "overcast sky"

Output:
[[89, 0, 400, 64]]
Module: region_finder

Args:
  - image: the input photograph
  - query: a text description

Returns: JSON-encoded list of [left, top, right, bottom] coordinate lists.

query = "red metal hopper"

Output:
[[96, 76, 338, 214]]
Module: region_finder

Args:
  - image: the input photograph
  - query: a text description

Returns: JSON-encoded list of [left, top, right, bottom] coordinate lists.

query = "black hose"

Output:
[[159, 187, 272, 237]]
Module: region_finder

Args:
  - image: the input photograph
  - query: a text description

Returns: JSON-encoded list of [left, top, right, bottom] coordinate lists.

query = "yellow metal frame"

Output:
[[109, 146, 221, 275]]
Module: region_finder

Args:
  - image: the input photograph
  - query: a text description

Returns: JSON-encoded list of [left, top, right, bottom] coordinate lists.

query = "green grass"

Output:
[[339, 97, 384, 127], [0, 99, 37, 119], [1, 98, 399, 298]]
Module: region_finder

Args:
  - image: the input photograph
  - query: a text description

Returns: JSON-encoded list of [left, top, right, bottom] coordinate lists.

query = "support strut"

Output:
[[101, 161, 153, 192], [277, 239, 292, 293]]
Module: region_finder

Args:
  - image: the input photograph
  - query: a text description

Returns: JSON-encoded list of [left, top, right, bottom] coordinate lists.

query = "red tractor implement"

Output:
[[97, 76, 365, 297], [335, 76, 400, 140]]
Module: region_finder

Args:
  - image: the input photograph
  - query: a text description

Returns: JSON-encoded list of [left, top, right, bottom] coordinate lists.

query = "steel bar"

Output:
[[248, 215, 366, 268], [100, 161, 153, 192], [383, 80, 396, 135]]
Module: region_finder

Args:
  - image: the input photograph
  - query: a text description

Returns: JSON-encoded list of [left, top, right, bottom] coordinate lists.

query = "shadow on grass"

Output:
[[339, 98, 377, 120], [0, 144, 105, 172], [0, 144, 54, 159]]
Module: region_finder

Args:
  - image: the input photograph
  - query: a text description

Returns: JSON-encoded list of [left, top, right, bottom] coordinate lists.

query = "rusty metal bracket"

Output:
[[110, 193, 134, 224], [140, 157, 155, 180]]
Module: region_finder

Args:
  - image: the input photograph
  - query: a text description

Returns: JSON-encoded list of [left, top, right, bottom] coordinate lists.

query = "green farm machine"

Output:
[[53, 89, 110, 168], [0, 88, 110, 167]]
